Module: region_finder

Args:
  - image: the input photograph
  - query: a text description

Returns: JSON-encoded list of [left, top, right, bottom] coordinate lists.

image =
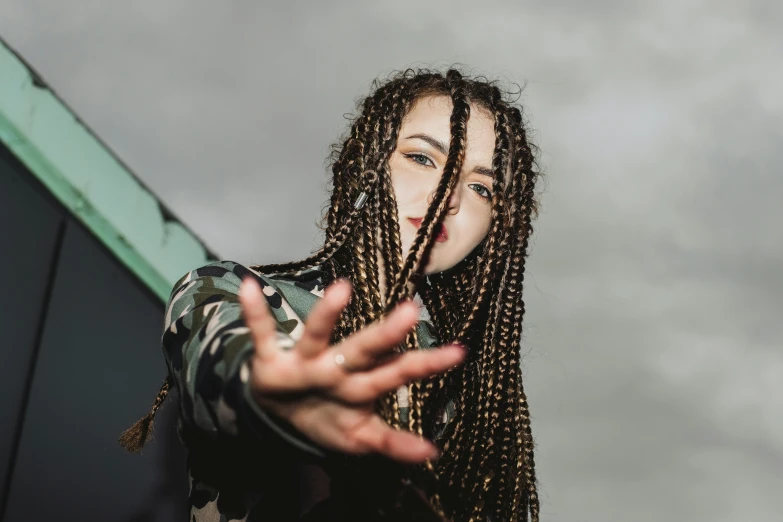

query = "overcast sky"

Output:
[[2, 1, 781, 520]]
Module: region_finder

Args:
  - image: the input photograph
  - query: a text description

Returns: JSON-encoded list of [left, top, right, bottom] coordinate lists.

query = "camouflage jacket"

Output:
[[162, 260, 449, 522]]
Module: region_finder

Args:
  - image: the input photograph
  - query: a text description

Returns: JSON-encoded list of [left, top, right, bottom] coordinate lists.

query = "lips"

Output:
[[408, 218, 448, 242]]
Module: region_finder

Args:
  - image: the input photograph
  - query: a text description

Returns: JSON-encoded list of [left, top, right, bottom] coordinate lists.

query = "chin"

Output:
[[421, 257, 446, 276], [399, 245, 451, 276]]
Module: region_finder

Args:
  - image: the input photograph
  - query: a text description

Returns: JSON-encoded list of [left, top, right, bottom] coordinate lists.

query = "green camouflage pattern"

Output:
[[162, 260, 452, 521]]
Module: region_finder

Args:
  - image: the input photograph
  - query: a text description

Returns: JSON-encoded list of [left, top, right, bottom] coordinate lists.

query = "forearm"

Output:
[[162, 261, 325, 456]]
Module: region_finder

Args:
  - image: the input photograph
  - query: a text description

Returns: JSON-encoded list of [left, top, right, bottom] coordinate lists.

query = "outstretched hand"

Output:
[[238, 277, 465, 464]]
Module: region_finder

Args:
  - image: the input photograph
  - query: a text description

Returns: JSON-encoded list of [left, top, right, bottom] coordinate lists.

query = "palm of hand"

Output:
[[238, 277, 465, 464]]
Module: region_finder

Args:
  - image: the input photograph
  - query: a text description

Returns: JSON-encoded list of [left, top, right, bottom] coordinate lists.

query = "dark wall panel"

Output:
[[0, 147, 64, 504], [3, 220, 188, 522]]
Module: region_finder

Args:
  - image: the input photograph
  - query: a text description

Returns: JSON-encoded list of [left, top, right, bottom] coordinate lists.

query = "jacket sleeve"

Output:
[[161, 260, 325, 457]]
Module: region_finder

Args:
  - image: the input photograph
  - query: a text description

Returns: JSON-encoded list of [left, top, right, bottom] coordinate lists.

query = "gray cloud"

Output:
[[2, 1, 781, 520]]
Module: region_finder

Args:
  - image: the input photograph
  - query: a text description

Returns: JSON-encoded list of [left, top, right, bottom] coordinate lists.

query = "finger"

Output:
[[333, 301, 420, 370], [238, 277, 279, 359], [349, 415, 439, 463], [297, 279, 352, 358], [332, 345, 466, 404]]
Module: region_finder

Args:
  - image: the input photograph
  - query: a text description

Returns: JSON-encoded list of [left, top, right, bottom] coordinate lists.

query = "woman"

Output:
[[121, 69, 543, 522]]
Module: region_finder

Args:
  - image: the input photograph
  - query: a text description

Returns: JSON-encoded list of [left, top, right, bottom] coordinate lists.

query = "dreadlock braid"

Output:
[[397, 76, 473, 450], [473, 154, 526, 521], [425, 91, 506, 467], [478, 105, 541, 521], [386, 73, 470, 308], [366, 82, 417, 430], [501, 107, 541, 521], [118, 376, 171, 452], [421, 100, 510, 500], [458, 110, 514, 507], [330, 80, 414, 332], [454, 100, 510, 342]]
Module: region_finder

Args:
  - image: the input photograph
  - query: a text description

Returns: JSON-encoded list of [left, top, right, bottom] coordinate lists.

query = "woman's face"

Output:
[[388, 95, 497, 275]]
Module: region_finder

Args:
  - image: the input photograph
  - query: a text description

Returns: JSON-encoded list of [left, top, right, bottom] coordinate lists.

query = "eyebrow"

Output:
[[404, 133, 496, 179]]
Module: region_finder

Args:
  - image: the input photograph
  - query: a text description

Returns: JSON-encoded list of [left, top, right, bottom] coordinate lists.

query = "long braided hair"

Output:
[[258, 69, 542, 521], [122, 68, 542, 522]]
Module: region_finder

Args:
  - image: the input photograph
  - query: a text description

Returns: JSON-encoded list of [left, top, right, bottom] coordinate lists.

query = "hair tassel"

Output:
[[118, 377, 171, 453], [118, 412, 155, 453]]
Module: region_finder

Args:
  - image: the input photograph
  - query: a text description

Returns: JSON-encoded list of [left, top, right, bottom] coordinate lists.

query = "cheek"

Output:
[[390, 175, 424, 212], [388, 161, 407, 202], [388, 157, 434, 209], [469, 218, 491, 253], [466, 203, 493, 247]]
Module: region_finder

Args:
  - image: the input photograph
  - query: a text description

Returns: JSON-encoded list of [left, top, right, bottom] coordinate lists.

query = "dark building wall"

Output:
[[0, 143, 188, 521]]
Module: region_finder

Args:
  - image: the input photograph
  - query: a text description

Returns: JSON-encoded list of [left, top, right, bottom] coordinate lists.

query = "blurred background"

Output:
[[1, 1, 781, 521]]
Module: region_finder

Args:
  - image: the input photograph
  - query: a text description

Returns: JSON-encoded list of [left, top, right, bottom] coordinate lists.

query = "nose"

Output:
[[427, 183, 461, 214]]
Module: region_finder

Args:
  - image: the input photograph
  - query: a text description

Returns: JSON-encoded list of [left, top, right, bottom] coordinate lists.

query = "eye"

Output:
[[469, 183, 492, 200], [404, 152, 435, 168]]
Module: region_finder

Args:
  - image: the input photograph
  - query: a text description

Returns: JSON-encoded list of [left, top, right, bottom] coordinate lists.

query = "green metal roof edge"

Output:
[[0, 37, 218, 302]]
